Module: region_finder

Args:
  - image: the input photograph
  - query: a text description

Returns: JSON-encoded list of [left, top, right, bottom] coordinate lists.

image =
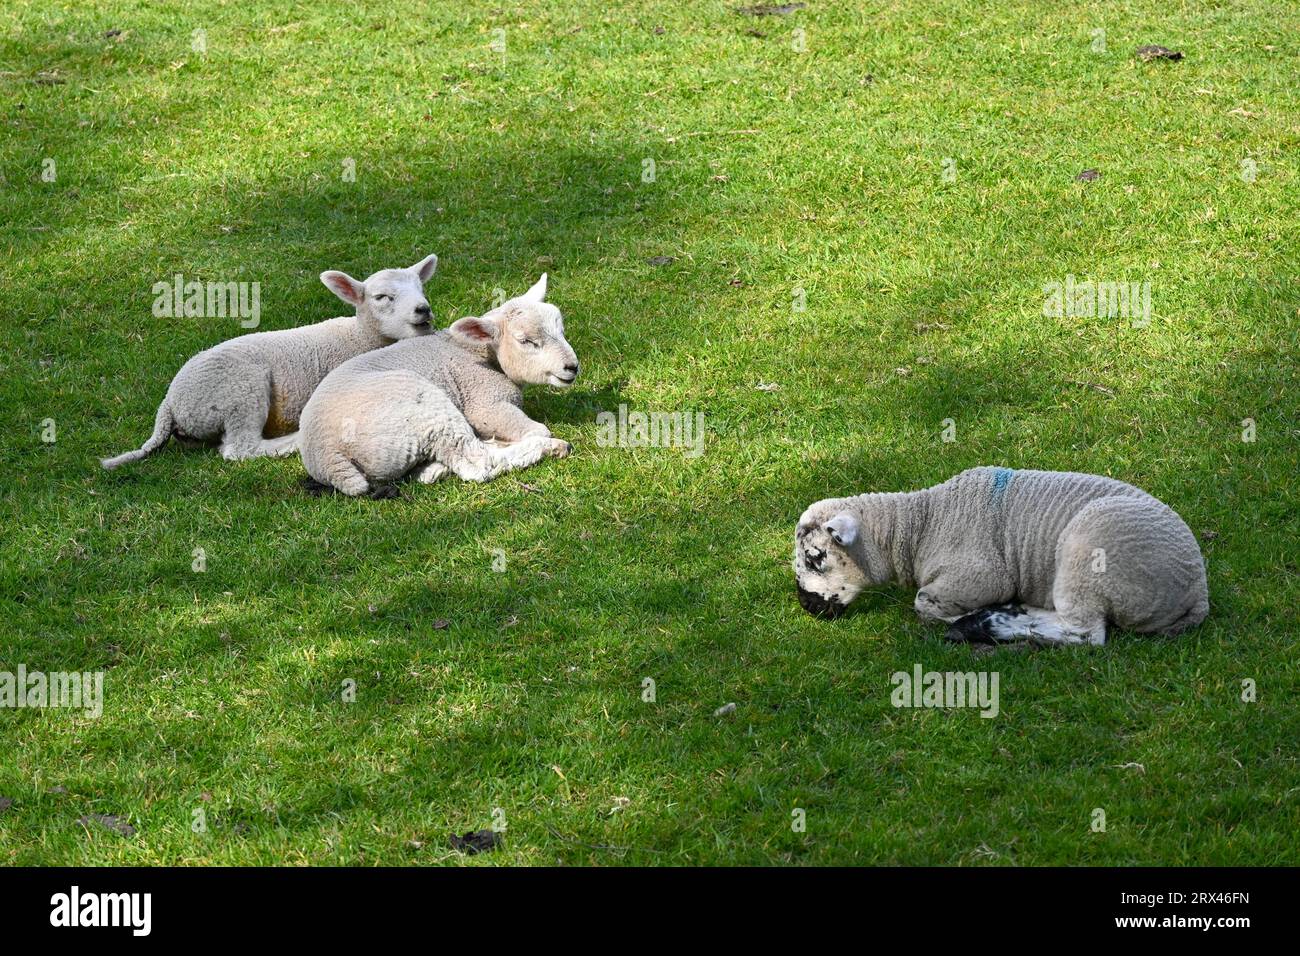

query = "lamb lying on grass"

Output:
[[298, 274, 576, 497], [100, 254, 439, 469], [793, 467, 1208, 646]]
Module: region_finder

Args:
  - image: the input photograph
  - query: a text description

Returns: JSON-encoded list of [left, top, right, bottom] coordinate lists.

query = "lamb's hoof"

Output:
[[367, 484, 402, 500], [415, 462, 450, 484], [914, 590, 948, 619], [945, 605, 1023, 644], [546, 438, 573, 458], [300, 477, 337, 496]]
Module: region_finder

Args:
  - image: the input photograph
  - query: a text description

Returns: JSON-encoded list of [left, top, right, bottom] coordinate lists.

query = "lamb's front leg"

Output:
[[914, 562, 1014, 626], [913, 587, 969, 624], [465, 400, 570, 457], [413, 461, 449, 484], [442, 433, 563, 483]]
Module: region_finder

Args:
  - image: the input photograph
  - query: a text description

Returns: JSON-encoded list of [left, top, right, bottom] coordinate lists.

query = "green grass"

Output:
[[1, 0, 1298, 865]]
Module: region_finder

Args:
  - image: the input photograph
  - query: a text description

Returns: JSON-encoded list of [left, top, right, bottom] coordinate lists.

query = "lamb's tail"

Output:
[[100, 401, 174, 470], [1162, 594, 1210, 636]]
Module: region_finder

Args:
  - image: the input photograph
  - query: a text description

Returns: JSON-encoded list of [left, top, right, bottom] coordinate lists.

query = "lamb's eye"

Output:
[[520, 338, 540, 349], [374, 294, 392, 302]]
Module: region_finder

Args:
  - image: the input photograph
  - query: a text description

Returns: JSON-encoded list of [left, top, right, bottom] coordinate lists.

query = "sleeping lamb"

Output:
[[793, 467, 1208, 646], [100, 253, 439, 468], [297, 274, 576, 497]]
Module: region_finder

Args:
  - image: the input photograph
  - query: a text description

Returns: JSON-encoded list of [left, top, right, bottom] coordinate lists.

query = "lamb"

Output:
[[99, 253, 440, 469], [793, 467, 1208, 646], [297, 274, 577, 497]]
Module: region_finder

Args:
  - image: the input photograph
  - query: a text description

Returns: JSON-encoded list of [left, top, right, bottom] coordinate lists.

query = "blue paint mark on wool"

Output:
[[990, 467, 1015, 508]]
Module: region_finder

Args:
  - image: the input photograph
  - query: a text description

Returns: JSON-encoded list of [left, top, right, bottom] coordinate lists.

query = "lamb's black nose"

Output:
[[797, 585, 845, 619], [564, 362, 579, 375], [414, 304, 432, 319]]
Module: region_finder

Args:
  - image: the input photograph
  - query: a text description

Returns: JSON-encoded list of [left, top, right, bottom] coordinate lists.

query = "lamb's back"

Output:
[[996, 469, 1151, 602], [320, 332, 454, 388], [315, 331, 509, 413], [202, 315, 358, 367]]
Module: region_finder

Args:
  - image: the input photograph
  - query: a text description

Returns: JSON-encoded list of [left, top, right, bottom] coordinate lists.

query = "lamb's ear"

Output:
[[321, 271, 364, 306], [410, 253, 438, 283], [449, 315, 501, 346], [522, 273, 547, 303], [825, 513, 859, 547]]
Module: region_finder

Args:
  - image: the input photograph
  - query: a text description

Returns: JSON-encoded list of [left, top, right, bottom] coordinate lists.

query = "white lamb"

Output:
[[100, 253, 439, 469], [298, 274, 576, 497], [793, 467, 1209, 646]]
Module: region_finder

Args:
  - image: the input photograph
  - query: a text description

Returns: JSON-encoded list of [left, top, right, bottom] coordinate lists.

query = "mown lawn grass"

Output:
[[1, 0, 1297, 865]]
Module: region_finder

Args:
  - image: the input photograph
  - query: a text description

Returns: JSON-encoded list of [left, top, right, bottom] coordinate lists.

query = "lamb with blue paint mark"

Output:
[[793, 467, 1208, 646]]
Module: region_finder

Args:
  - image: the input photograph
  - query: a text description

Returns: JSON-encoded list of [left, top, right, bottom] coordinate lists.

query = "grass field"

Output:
[[1, 0, 1297, 865]]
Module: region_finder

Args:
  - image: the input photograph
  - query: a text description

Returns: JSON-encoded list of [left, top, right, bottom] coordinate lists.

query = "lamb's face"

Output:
[[495, 301, 579, 388], [793, 504, 871, 619], [449, 274, 580, 388], [361, 267, 435, 340], [321, 253, 438, 341]]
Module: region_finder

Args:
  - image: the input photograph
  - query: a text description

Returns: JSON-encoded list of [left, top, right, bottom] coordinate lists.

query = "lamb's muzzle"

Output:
[[797, 584, 845, 619]]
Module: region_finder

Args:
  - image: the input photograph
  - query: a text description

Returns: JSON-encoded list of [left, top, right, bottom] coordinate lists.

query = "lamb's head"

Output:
[[793, 499, 887, 619], [321, 253, 439, 341], [448, 274, 579, 388]]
